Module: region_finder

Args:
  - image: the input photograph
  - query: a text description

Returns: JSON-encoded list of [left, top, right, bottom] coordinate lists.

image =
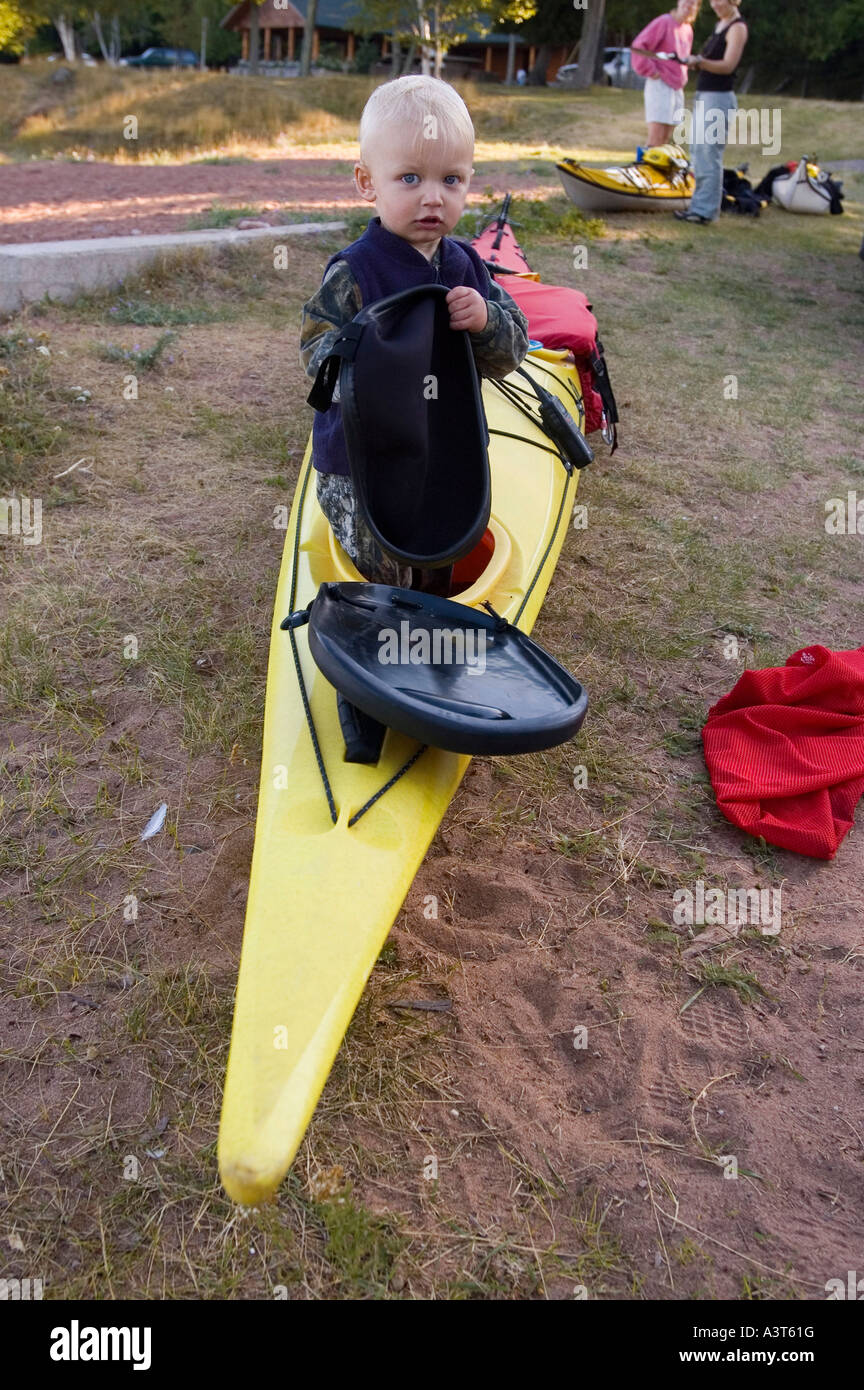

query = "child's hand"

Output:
[[446, 286, 488, 334]]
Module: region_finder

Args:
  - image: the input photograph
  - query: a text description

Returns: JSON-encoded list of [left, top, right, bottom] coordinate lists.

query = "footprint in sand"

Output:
[[647, 1074, 694, 1117], [407, 862, 558, 960], [680, 993, 752, 1049]]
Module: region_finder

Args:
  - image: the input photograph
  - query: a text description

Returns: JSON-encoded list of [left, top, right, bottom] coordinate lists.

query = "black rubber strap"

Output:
[[589, 337, 619, 423], [514, 356, 585, 419], [514, 468, 574, 627], [306, 322, 364, 412], [285, 462, 433, 828], [491, 377, 556, 435], [491, 374, 583, 457], [348, 745, 428, 827], [286, 458, 338, 824], [488, 427, 563, 459], [481, 259, 523, 276], [488, 377, 577, 622]]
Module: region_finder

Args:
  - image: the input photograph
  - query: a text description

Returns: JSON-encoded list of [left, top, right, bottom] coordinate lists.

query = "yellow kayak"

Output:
[[218, 348, 582, 1207], [557, 145, 695, 214]]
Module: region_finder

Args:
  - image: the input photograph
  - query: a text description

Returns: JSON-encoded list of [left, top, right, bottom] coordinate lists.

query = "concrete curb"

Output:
[[0, 221, 347, 315]]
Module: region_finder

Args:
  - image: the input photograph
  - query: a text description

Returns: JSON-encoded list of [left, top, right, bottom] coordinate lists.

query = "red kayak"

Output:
[[471, 198, 618, 447]]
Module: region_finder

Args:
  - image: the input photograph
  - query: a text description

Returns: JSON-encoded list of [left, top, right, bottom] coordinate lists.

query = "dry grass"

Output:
[[2, 65, 862, 173]]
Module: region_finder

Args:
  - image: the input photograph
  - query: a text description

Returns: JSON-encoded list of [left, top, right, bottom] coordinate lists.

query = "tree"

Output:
[[570, 0, 605, 88], [246, 0, 264, 72], [14, 0, 86, 58], [0, 0, 38, 51], [417, 0, 432, 73], [300, 0, 317, 75], [426, 1, 536, 77], [488, 0, 534, 82], [159, 0, 240, 68], [603, 0, 656, 44], [505, 0, 579, 85], [88, 1, 125, 63], [353, 0, 535, 79], [352, 1, 422, 73]]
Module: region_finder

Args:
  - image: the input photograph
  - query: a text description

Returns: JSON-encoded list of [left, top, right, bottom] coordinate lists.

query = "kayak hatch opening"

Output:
[[451, 527, 495, 591], [324, 513, 513, 609], [449, 517, 511, 605]]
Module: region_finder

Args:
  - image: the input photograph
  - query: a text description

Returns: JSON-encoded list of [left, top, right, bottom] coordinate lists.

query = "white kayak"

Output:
[[772, 158, 837, 215]]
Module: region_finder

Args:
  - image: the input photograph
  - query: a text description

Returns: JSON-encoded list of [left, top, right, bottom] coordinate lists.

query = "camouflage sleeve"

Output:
[[469, 278, 530, 380], [299, 258, 363, 382]]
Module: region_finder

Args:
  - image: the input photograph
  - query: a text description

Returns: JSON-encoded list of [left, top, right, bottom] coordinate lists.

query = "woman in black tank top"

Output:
[[695, 4, 747, 90], [674, 0, 749, 222]]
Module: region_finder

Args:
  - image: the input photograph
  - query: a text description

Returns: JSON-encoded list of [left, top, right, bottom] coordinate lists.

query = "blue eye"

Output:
[[401, 173, 419, 185], [444, 175, 461, 186]]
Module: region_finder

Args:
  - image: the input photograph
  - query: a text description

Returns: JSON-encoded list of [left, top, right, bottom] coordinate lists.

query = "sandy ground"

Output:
[[2, 151, 857, 246], [0, 153, 551, 243]]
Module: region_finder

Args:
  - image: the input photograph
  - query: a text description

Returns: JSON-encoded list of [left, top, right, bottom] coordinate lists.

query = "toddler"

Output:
[[300, 75, 529, 584]]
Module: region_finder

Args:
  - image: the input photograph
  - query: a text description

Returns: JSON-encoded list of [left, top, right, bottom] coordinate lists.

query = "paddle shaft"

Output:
[[630, 45, 681, 62]]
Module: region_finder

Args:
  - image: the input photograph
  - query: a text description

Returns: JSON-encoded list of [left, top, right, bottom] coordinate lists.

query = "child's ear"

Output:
[[354, 162, 377, 203]]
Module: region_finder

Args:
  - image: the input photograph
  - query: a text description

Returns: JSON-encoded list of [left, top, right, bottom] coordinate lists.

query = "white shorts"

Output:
[[644, 76, 685, 126]]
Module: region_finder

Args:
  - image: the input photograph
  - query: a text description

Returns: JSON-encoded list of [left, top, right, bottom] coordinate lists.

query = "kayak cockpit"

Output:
[[314, 511, 515, 609]]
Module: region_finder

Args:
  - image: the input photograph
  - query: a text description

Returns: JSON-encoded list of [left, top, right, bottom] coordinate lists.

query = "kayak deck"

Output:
[[557, 158, 694, 213], [218, 349, 582, 1206]]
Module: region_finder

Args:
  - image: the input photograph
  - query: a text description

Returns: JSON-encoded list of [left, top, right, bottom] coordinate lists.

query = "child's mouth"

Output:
[[415, 216, 442, 227]]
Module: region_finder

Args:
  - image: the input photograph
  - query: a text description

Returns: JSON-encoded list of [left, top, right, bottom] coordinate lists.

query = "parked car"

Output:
[[555, 48, 645, 90], [122, 47, 199, 69], [603, 48, 644, 89]]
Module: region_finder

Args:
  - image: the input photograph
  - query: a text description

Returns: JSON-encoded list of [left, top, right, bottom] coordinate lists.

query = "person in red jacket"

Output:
[[631, 0, 700, 147]]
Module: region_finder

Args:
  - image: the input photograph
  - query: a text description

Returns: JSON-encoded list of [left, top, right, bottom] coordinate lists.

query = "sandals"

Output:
[[674, 210, 711, 223]]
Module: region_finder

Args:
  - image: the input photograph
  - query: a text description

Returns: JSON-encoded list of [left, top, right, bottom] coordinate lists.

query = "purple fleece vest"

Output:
[[312, 217, 489, 475]]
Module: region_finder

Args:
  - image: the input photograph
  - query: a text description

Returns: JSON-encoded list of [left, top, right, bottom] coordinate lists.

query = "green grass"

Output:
[[455, 191, 603, 244], [96, 329, 176, 369], [102, 294, 226, 327], [186, 203, 264, 230], [0, 327, 71, 488], [681, 963, 769, 1013], [316, 1197, 404, 1293]]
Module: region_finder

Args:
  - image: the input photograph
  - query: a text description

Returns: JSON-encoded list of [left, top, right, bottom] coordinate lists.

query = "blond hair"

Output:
[[359, 76, 475, 163]]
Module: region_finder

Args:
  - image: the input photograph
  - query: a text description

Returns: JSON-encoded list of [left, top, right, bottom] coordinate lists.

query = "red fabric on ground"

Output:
[[702, 645, 864, 859]]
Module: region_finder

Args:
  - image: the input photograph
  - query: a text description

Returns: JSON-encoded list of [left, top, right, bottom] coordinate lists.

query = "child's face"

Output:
[[354, 129, 473, 254]]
